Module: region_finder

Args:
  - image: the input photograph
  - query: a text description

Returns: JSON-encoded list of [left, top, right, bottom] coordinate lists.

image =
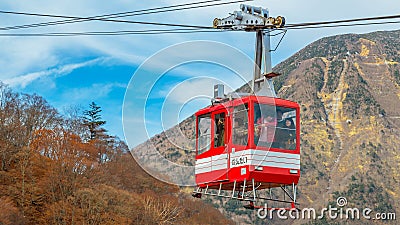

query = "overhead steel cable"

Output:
[[285, 14, 400, 28], [0, 29, 230, 36], [0, 0, 253, 31], [283, 20, 400, 30], [0, 10, 212, 29], [0, 0, 252, 31]]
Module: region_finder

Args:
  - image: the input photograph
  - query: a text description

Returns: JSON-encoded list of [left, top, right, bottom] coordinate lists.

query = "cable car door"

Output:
[[212, 109, 229, 181]]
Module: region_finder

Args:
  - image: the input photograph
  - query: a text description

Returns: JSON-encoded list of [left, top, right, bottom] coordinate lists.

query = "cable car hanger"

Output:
[[213, 4, 285, 97]]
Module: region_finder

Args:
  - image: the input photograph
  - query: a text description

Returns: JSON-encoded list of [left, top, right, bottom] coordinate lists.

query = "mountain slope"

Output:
[[269, 30, 399, 224]]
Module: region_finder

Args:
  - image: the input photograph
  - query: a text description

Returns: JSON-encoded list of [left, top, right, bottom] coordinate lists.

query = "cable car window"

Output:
[[197, 115, 211, 155], [254, 104, 297, 150], [214, 113, 225, 148], [276, 106, 297, 150], [254, 103, 276, 147], [232, 104, 248, 146]]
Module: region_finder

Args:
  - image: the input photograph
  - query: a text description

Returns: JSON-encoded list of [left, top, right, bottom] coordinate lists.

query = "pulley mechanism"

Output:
[[213, 4, 285, 30], [213, 4, 285, 97]]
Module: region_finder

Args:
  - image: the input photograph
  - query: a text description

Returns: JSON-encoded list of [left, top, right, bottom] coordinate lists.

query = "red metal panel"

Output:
[[227, 165, 250, 182], [248, 166, 300, 185], [196, 169, 229, 184]]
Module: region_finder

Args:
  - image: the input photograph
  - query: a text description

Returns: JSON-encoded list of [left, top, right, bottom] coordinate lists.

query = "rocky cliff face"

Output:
[[132, 30, 400, 224]]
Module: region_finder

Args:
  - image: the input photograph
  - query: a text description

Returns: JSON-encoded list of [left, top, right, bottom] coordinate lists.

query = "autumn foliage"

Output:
[[0, 83, 232, 225]]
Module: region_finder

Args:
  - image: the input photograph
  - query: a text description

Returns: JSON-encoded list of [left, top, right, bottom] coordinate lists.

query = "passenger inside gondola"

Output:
[[275, 117, 296, 150], [255, 114, 277, 147], [253, 104, 298, 149], [214, 114, 225, 147], [231, 104, 249, 146], [283, 118, 296, 149], [233, 117, 248, 146], [254, 103, 277, 148]]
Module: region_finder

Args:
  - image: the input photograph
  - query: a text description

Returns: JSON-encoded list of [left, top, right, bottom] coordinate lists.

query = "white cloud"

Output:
[[3, 58, 104, 88], [1, 0, 399, 83]]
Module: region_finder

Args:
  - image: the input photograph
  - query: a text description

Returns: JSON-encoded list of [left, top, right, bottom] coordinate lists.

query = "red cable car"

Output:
[[195, 95, 300, 187], [193, 94, 300, 209], [192, 5, 299, 209]]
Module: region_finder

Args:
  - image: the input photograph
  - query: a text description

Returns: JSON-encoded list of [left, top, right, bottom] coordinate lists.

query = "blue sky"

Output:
[[1, 0, 400, 149]]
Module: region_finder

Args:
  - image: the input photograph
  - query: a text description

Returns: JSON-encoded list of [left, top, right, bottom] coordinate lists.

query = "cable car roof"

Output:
[[195, 95, 299, 116]]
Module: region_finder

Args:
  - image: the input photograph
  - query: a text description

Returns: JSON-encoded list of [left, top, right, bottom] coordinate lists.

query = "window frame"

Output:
[[196, 113, 212, 155], [252, 103, 298, 151], [231, 103, 249, 147]]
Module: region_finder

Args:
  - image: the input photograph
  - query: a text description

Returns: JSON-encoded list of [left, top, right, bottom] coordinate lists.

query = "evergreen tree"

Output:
[[83, 102, 106, 141]]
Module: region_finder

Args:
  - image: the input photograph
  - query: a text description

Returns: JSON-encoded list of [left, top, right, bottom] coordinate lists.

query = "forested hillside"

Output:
[[0, 83, 232, 225]]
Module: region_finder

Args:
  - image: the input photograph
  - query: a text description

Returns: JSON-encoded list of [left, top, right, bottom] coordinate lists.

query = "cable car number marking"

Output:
[[231, 156, 248, 166]]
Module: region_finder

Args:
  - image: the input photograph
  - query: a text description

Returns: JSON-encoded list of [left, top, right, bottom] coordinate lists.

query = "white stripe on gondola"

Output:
[[195, 149, 300, 174]]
